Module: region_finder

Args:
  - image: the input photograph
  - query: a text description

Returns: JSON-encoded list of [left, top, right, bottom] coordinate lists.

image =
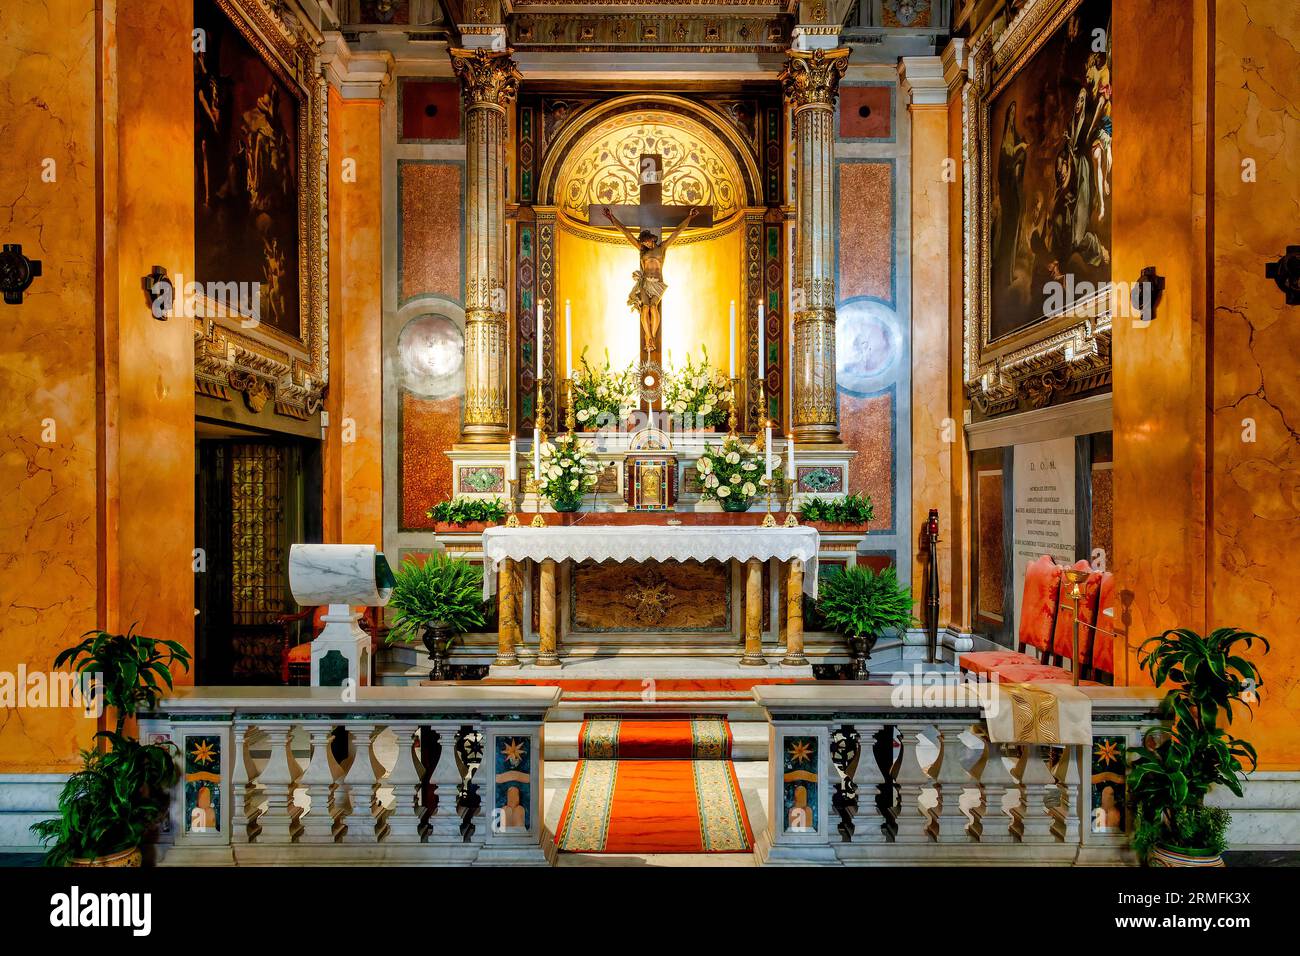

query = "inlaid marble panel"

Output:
[[399, 161, 462, 303], [837, 161, 893, 303], [400, 393, 460, 530], [572, 560, 729, 632], [840, 391, 894, 531], [977, 469, 1005, 621]]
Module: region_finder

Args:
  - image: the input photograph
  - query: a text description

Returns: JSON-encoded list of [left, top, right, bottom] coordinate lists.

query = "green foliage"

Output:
[[1129, 626, 1268, 857], [816, 564, 915, 639], [426, 497, 507, 526], [798, 493, 875, 525], [53, 625, 191, 736], [695, 435, 779, 508], [663, 348, 731, 428], [537, 433, 598, 510], [34, 626, 189, 865], [31, 732, 179, 866], [387, 555, 486, 643], [571, 348, 638, 427]]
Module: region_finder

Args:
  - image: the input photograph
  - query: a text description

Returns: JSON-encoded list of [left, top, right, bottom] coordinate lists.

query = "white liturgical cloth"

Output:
[[480, 525, 820, 599]]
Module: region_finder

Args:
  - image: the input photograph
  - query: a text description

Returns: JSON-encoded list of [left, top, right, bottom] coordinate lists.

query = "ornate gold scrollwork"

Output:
[[779, 47, 851, 110], [449, 47, 522, 110]]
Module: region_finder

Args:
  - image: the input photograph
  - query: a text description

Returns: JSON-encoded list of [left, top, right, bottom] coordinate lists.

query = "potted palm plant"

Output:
[[816, 565, 915, 680], [1129, 626, 1268, 866], [31, 626, 191, 866], [386, 555, 486, 680]]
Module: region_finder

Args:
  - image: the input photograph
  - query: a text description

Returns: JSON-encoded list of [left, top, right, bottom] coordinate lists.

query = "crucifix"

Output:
[[589, 154, 715, 382]]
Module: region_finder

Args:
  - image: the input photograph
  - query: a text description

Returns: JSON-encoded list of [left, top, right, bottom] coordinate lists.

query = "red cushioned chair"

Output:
[[960, 554, 1062, 675], [1047, 560, 1100, 668], [1083, 571, 1118, 681]]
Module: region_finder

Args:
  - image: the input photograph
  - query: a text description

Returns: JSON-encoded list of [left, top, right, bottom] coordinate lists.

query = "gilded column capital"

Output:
[[449, 47, 521, 110], [780, 46, 850, 110]]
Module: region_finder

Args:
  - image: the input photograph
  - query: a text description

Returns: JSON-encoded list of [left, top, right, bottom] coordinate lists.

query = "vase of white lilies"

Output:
[[664, 348, 731, 430], [571, 349, 638, 431], [538, 432, 598, 512], [695, 435, 778, 512]]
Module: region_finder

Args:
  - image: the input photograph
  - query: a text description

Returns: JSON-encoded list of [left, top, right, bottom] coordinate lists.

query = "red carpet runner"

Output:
[[554, 716, 754, 854]]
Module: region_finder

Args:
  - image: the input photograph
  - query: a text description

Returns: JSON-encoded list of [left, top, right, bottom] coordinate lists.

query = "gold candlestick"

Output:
[[784, 476, 799, 527], [565, 377, 576, 435], [727, 377, 739, 438], [1062, 566, 1090, 686]]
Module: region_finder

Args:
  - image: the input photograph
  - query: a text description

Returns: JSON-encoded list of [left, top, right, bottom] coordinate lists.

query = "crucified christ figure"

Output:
[[599, 205, 698, 359]]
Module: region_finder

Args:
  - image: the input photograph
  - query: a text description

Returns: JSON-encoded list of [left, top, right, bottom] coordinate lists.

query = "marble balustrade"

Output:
[[753, 684, 1165, 866], [139, 686, 559, 866]]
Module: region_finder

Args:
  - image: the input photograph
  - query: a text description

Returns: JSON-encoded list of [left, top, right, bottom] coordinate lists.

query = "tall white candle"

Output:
[[787, 435, 796, 481], [765, 426, 773, 480], [533, 427, 541, 481], [728, 300, 736, 379], [535, 301, 544, 381], [507, 435, 517, 482], [565, 299, 573, 379], [758, 303, 765, 379]]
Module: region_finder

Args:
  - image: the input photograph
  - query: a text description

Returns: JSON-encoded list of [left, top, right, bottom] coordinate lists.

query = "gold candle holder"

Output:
[[727, 377, 739, 438], [565, 377, 576, 435], [505, 475, 520, 527], [784, 478, 799, 527], [1062, 565, 1090, 686]]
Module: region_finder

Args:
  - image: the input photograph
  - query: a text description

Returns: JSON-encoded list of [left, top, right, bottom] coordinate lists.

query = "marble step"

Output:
[[542, 720, 769, 761]]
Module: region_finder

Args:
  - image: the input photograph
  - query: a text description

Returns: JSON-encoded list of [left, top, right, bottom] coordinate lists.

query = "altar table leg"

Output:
[[741, 558, 767, 666], [495, 558, 519, 666], [782, 559, 807, 666], [536, 558, 560, 667]]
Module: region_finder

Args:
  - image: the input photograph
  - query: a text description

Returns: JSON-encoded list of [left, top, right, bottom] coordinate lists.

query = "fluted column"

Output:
[[781, 47, 849, 443], [451, 48, 520, 442]]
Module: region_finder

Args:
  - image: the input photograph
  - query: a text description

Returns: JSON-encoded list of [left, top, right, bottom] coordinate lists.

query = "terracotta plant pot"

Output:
[[70, 846, 142, 867], [1149, 844, 1225, 867]]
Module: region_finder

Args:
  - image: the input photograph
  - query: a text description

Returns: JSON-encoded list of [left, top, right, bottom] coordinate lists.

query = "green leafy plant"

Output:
[[663, 347, 731, 428], [1129, 626, 1268, 859], [32, 626, 191, 865], [798, 493, 875, 525], [386, 555, 486, 644], [426, 496, 507, 526], [695, 435, 780, 511], [817, 565, 915, 643]]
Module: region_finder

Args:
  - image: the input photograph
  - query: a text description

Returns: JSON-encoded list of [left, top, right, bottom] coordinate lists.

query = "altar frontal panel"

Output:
[[571, 559, 729, 632]]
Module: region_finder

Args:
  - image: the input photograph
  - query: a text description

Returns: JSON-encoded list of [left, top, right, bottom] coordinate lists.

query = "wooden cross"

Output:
[[587, 154, 715, 393]]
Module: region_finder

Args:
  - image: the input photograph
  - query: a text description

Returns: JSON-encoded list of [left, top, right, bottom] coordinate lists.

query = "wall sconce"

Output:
[[0, 243, 42, 305], [1129, 266, 1165, 323], [142, 265, 172, 320], [1265, 246, 1300, 305]]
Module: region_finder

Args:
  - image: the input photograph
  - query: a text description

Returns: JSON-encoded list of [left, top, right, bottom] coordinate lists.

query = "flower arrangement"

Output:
[[695, 435, 780, 512], [571, 348, 638, 430], [663, 348, 731, 429], [537, 432, 599, 511]]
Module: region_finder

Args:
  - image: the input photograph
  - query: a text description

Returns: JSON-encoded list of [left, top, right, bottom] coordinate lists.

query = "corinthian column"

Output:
[[451, 47, 520, 442], [781, 46, 849, 443]]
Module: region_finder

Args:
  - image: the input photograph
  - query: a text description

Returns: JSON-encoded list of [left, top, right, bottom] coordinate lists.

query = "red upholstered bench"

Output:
[[960, 554, 1063, 675]]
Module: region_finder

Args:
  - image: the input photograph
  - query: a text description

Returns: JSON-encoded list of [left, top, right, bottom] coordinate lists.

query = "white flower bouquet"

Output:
[[570, 348, 638, 430], [663, 348, 731, 429], [695, 435, 781, 512], [537, 432, 599, 511]]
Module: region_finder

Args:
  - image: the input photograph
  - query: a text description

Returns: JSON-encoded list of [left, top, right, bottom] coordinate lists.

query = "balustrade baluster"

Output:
[[427, 721, 467, 844], [297, 724, 340, 843], [255, 724, 298, 843], [385, 722, 427, 843], [1018, 744, 1060, 843], [1053, 745, 1082, 845], [933, 722, 976, 843], [848, 723, 888, 843], [892, 721, 934, 843], [973, 726, 1018, 843], [338, 722, 380, 843], [231, 724, 259, 844]]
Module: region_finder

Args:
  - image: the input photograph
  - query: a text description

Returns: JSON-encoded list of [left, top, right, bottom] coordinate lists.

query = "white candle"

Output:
[[533, 427, 541, 481], [565, 299, 573, 379], [787, 434, 796, 481], [758, 303, 765, 379], [535, 301, 544, 381], [765, 426, 773, 480], [728, 300, 736, 379], [507, 435, 517, 482]]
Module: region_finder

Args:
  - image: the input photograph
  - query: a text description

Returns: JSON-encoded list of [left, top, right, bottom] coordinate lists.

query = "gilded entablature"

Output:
[[510, 13, 789, 51]]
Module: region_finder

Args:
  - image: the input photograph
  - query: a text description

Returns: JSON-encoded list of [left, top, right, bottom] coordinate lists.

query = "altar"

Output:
[[478, 524, 819, 670]]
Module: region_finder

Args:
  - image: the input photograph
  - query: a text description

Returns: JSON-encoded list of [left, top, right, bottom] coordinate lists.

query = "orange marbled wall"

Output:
[[908, 101, 954, 624], [1110, 0, 1210, 686], [1210, 1, 1300, 770], [326, 91, 385, 547], [0, 1, 101, 770]]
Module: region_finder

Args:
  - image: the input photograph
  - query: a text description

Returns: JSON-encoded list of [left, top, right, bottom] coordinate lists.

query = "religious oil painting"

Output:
[[495, 736, 532, 832], [1090, 735, 1126, 833], [194, 0, 301, 337], [184, 734, 223, 834], [988, 0, 1111, 341], [783, 735, 818, 833]]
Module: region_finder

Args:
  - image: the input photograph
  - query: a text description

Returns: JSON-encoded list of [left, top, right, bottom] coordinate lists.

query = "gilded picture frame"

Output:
[[963, 0, 1113, 416], [192, 0, 328, 421]]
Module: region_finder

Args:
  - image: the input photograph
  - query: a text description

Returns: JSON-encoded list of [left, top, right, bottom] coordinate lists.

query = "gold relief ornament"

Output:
[[449, 48, 522, 109], [779, 47, 851, 109]]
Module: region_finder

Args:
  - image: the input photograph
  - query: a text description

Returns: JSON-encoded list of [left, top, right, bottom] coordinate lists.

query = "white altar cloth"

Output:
[[480, 525, 821, 598]]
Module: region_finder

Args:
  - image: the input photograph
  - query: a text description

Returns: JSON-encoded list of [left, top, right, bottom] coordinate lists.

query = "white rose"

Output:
[[716, 485, 730, 497], [577, 408, 591, 422], [730, 474, 741, 484], [742, 482, 757, 497]]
